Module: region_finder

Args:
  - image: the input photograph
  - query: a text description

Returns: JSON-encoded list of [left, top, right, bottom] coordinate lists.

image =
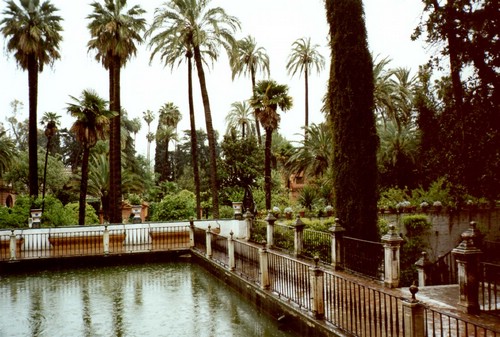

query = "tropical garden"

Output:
[[0, 0, 498, 248]]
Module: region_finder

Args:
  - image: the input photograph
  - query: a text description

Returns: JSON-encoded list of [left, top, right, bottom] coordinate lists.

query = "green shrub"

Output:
[[400, 215, 431, 286], [150, 190, 196, 221], [219, 205, 234, 219]]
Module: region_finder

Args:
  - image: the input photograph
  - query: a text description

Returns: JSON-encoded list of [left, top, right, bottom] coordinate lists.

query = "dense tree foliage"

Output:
[[325, 0, 379, 240], [1, 0, 63, 198]]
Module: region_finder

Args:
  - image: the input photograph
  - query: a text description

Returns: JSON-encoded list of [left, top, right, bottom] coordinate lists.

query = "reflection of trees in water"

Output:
[[28, 287, 44, 336], [81, 278, 95, 337]]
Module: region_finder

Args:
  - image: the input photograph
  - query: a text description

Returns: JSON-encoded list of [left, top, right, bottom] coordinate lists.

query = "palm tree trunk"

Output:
[[251, 68, 262, 144], [304, 67, 309, 140], [28, 54, 39, 198], [264, 128, 273, 210], [109, 59, 122, 224], [79, 146, 90, 226], [193, 45, 219, 218], [187, 54, 201, 219]]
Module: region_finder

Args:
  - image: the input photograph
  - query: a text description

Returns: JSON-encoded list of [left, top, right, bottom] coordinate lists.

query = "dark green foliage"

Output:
[[325, 0, 379, 240], [150, 190, 196, 221], [400, 215, 432, 286], [218, 132, 264, 206]]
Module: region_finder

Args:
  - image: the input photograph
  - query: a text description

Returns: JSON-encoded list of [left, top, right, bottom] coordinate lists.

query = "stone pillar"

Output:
[[381, 225, 404, 288], [9, 230, 17, 260], [103, 225, 110, 254], [402, 283, 425, 337], [228, 231, 235, 271], [265, 211, 276, 249], [243, 211, 253, 241], [259, 243, 270, 290], [206, 225, 213, 259], [293, 216, 306, 257], [452, 221, 482, 314], [189, 218, 195, 247], [309, 257, 325, 319], [329, 218, 345, 270], [414, 252, 432, 287]]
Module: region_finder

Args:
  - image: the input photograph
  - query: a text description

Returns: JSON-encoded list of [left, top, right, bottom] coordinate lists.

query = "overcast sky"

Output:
[[0, 0, 429, 158]]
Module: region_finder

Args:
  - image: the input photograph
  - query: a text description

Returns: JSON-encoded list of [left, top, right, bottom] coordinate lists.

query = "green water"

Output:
[[0, 262, 297, 337]]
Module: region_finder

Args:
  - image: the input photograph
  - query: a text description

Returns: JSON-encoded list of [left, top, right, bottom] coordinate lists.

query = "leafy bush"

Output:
[[219, 205, 234, 219], [400, 215, 432, 286], [150, 190, 196, 221]]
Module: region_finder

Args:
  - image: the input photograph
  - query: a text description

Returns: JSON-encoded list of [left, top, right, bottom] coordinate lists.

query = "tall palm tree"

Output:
[[147, 0, 240, 219], [67, 89, 115, 226], [147, 16, 203, 219], [142, 109, 155, 164], [156, 102, 181, 182], [129, 117, 141, 147], [250, 80, 293, 210], [230, 35, 270, 143], [87, 0, 146, 224], [286, 37, 325, 139], [225, 101, 255, 138], [1, 0, 63, 198]]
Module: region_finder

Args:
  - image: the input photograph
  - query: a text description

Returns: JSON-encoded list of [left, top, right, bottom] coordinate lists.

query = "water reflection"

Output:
[[0, 262, 296, 337]]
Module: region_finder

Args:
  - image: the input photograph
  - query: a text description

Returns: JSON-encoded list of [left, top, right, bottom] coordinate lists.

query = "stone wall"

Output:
[[380, 208, 500, 260]]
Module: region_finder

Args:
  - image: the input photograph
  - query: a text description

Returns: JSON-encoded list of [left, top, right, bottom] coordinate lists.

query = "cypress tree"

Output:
[[325, 0, 379, 241]]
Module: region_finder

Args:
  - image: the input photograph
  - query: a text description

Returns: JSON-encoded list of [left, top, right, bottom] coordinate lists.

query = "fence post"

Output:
[[309, 256, 325, 319], [9, 230, 17, 260], [414, 251, 433, 287], [452, 221, 482, 314], [265, 211, 276, 249], [381, 225, 404, 288], [228, 230, 235, 271], [329, 218, 345, 270], [189, 218, 195, 247], [402, 283, 425, 337], [293, 216, 306, 257], [259, 242, 270, 290], [103, 225, 110, 255], [243, 211, 253, 241], [206, 225, 213, 259]]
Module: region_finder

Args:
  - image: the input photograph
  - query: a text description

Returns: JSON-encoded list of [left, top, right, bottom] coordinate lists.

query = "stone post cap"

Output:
[[381, 225, 404, 243], [293, 215, 306, 229], [265, 211, 276, 224], [328, 218, 346, 233], [452, 222, 483, 255], [414, 251, 432, 267], [243, 210, 254, 219]]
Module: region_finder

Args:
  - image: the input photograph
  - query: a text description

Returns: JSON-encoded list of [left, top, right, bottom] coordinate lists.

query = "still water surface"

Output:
[[0, 262, 297, 337]]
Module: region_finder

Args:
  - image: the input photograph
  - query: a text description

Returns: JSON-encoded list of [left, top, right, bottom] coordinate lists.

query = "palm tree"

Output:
[[0, 131, 17, 177], [225, 101, 255, 138], [147, 0, 240, 219], [230, 35, 270, 143], [155, 102, 181, 182], [142, 110, 155, 164], [67, 89, 115, 226], [287, 123, 333, 179], [1, 0, 63, 198], [129, 117, 141, 147], [87, 0, 146, 224], [286, 37, 325, 139], [250, 80, 293, 210]]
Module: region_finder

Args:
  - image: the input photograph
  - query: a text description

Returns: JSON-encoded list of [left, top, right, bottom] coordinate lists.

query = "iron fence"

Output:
[[424, 306, 499, 337], [233, 240, 260, 283], [479, 262, 500, 312], [344, 236, 384, 280], [211, 232, 228, 267], [428, 250, 458, 286], [303, 229, 331, 263], [323, 270, 403, 337], [268, 251, 311, 310], [193, 227, 206, 253], [273, 223, 294, 253]]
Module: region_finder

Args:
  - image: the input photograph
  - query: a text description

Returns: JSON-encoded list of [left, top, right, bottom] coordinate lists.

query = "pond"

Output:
[[0, 261, 297, 337]]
